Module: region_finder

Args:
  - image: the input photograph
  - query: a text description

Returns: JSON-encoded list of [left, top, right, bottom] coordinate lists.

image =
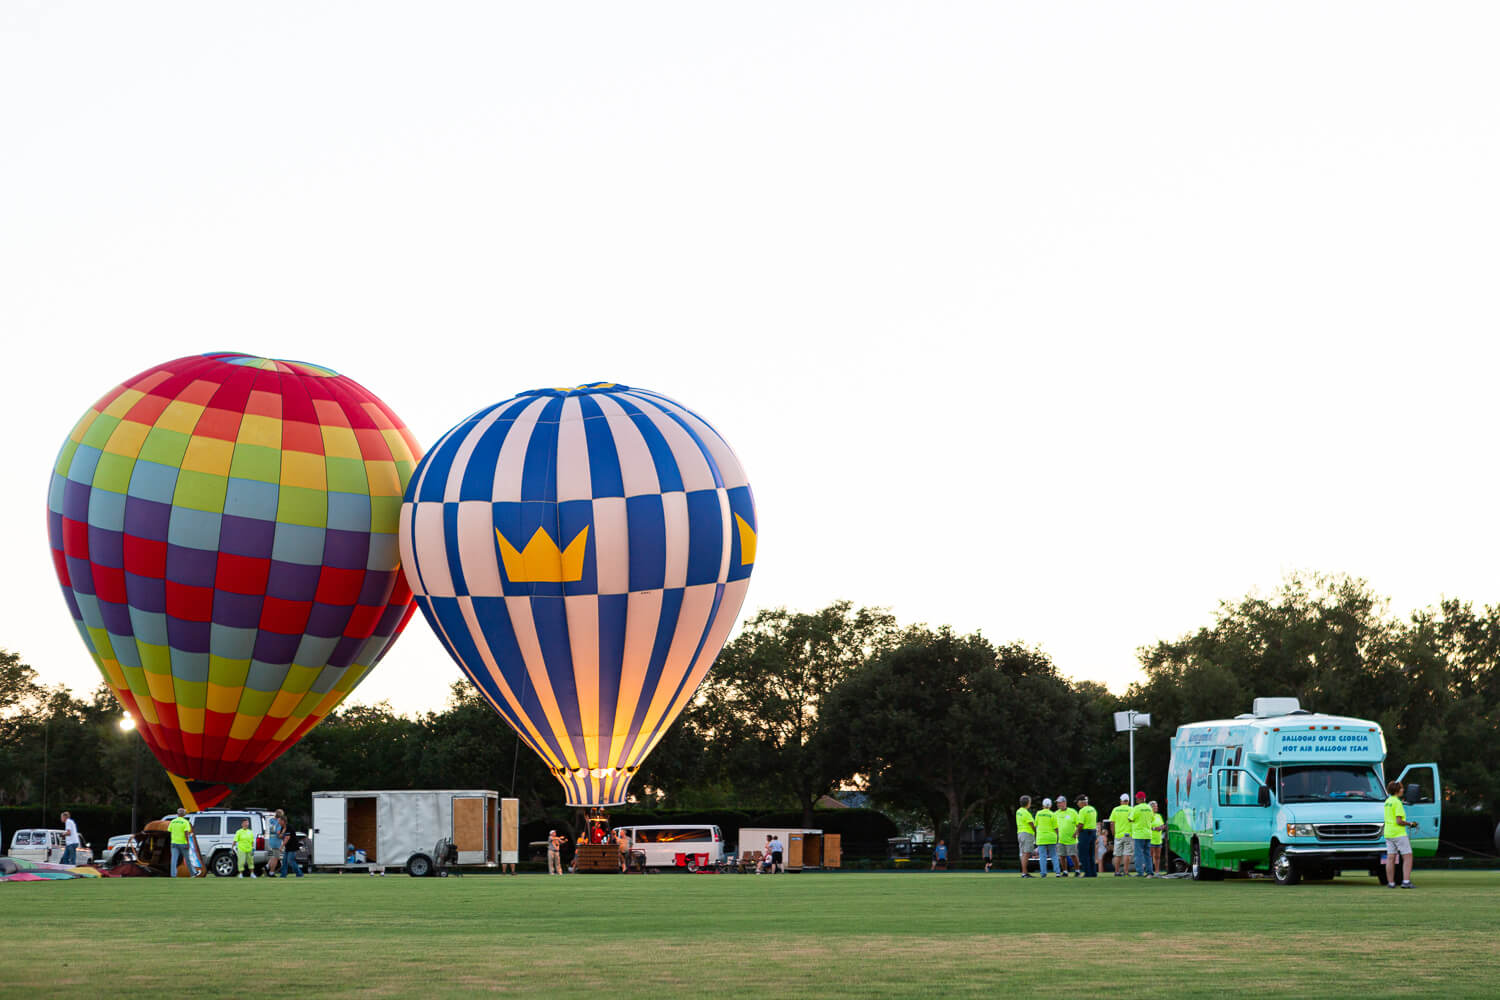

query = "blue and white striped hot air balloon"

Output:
[[398, 384, 756, 807]]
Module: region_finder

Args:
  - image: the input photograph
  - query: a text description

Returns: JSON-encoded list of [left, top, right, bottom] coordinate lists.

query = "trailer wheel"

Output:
[[685, 859, 699, 873], [407, 854, 433, 878], [211, 851, 237, 878], [1270, 844, 1300, 886]]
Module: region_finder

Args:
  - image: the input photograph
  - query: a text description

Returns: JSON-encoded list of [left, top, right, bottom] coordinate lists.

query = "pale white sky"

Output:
[[4, 2, 1497, 717]]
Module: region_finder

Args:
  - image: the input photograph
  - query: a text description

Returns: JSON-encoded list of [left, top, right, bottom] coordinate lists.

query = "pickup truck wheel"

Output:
[[407, 854, 433, 877], [211, 851, 237, 878], [1270, 844, 1300, 886]]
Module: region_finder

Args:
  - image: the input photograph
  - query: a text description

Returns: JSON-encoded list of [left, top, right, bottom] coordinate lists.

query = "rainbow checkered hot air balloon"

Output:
[[46, 353, 421, 811], [399, 384, 756, 808]]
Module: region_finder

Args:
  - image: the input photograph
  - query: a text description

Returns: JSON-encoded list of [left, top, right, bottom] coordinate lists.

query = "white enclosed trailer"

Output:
[[310, 789, 506, 876], [736, 827, 842, 871]]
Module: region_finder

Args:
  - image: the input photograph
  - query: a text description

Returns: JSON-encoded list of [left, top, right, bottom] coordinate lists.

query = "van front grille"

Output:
[[1315, 823, 1381, 840]]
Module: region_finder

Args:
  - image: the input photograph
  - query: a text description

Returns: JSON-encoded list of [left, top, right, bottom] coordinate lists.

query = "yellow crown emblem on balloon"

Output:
[[495, 526, 590, 583]]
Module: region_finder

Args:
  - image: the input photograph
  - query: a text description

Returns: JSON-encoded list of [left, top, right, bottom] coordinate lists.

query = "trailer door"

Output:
[[312, 797, 346, 866], [824, 833, 842, 868], [451, 795, 488, 865]]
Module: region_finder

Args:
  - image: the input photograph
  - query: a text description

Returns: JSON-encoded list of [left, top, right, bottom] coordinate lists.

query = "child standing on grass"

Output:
[[1383, 780, 1417, 889], [235, 819, 256, 878]]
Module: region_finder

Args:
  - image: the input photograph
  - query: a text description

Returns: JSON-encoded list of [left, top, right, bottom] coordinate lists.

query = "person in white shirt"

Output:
[[60, 812, 81, 866]]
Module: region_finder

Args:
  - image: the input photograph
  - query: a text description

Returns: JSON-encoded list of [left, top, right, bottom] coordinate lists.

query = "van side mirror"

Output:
[[1405, 783, 1422, 805], [1257, 785, 1271, 807]]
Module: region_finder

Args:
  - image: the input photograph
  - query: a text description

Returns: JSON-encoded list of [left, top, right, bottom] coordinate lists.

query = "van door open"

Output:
[[1395, 763, 1441, 856], [1213, 767, 1271, 867]]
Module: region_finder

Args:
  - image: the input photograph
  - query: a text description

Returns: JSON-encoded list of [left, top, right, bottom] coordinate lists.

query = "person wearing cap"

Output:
[[1076, 795, 1099, 877], [167, 807, 193, 878], [1129, 791, 1155, 876], [1034, 798, 1059, 877], [1055, 795, 1080, 877], [1108, 794, 1133, 876], [1016, 796, 1037, 877], [547, 829, 564, 875], [1149, 800, 1165, 875]]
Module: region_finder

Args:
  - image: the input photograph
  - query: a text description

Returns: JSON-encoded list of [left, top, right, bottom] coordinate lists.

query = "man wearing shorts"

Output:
[[1383, 780, 1417, 888], [1109, 794, 1133, 876], [266, 809, 286, 876], [1015, 795, 1037, 878], [1056, 795, 1080, 877]]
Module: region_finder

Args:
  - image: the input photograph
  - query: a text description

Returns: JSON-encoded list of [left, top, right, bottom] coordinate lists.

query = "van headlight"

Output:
[[1286, 824, 1316, 838]]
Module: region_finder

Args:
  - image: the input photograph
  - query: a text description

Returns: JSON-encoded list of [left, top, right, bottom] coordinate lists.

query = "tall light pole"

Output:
[[1113, 710, 1152, 800], [118, 716, 140, 835]]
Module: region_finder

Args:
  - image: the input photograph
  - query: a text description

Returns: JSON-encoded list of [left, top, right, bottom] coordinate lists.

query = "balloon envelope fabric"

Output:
[[46, 353, 421, 810], [400, 383, 756, 807]]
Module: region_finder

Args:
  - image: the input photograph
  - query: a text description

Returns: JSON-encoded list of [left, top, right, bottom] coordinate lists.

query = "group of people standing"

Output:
[[1014, 791, 1166, 877]]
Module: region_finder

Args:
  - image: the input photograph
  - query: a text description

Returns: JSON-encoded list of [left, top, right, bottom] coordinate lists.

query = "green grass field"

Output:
[[3, 870, 1497, 998]]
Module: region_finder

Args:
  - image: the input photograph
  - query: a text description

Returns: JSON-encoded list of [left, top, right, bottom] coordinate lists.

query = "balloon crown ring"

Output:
[[522, 383, 626, 397]]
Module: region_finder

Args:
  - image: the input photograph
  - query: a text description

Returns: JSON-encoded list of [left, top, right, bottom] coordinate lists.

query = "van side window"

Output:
[[1218, 770, 1260, 807], [658, 829, 710, 843], [634, 830, 656, 843]]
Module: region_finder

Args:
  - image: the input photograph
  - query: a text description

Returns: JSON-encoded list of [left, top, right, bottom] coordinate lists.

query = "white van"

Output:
[[613, 825, 727, 870]]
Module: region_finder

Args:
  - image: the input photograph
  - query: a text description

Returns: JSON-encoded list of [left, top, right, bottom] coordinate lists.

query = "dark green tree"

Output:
[[691, 602, 900, 825]]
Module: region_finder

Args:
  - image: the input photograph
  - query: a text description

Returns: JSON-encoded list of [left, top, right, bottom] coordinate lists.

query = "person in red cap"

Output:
[[1129, 791, 1156, 876]]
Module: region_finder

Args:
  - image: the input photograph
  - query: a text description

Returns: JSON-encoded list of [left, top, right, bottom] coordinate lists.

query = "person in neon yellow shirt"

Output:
[[1015, 796, 1037, 878], [1383, 779, 1417, 888], [1076, 795, 1099, 877], [1129, 792, 1155, 876], [1149, 800, 1165, 875], [234, 818, 256, 878], [1055, 795, 1080, 877], [1034, 798, 1059, 877], [167, 808, 193, 878], [1108, 794, 1133, 876]]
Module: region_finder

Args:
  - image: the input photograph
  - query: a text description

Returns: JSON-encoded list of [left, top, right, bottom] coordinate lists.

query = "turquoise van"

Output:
[[1166, 697, 1439, 885]]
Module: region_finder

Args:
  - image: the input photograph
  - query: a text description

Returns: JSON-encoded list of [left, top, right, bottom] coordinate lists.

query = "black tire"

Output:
[[211, 851, 237, 878], [1270, 844, 1300, 886], [685, 859, 699, 873], [1190, 841, 1223, 881], [407, 854, 432, 878]]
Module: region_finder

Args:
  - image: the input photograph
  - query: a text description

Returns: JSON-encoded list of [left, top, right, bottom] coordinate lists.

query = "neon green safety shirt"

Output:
[[1078, 805, 1098, 830], [1130, 803, 1153, 839], [234, 827, 255, 854], [1150, 812, 1165, 846], [1383, 794, 1407, 838], [168, 816, 192, 845], [1057, 808, 1079, 846], [1109, 805, 1132, 838], [1015, 808, 1036, 836], [1034, 808, 1058, 846]]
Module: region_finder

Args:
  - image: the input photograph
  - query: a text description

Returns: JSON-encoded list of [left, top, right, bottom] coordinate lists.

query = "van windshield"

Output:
[[1278, 766, 1384, 802]]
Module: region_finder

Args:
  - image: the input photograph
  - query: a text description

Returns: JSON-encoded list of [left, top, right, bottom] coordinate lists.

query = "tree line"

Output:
[[5, 573, 1498, 856]]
